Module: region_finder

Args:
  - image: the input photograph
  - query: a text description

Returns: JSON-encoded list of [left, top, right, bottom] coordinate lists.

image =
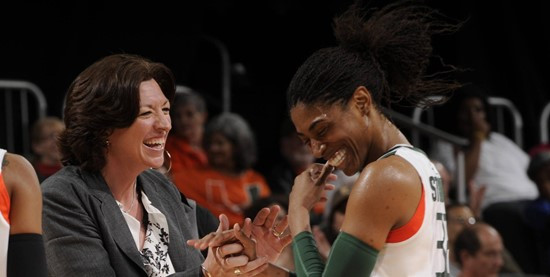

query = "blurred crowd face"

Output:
[[457, 97, 487, 136], [107, 80, 171, 172], [206, 132, 235, 172], [447, 205, 476, 245], [463, 225, 504, 277], [32, 119, 65, 165], [172, 103, 206, 146]]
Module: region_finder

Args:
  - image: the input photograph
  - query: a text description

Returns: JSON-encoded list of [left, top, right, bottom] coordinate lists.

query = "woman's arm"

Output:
[[4, 153, 47, 276], [288, 158, 421, 276], [4, 153, 42, 234]]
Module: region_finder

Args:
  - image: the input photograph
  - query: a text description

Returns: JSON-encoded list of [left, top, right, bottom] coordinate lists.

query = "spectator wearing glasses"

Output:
[[447, 204, 522, 276]]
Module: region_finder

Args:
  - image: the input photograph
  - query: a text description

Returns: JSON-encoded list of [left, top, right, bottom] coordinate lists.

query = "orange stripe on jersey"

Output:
[[0, 173, 10, 224], [386, 186, 425, 243]]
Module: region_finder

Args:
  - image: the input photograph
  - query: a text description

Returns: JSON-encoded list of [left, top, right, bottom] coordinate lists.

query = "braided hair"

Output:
[[287, 1, 461, 111]]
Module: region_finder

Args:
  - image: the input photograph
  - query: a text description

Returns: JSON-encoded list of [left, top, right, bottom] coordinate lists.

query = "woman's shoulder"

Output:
[[2, 152, 41, 200], [41, 166, 112, 197], [41, 165, 83, 188], [356, 156, 421, 197]]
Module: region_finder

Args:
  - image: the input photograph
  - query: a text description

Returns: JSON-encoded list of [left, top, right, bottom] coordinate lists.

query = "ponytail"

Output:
[[287, 0, 462, 110]]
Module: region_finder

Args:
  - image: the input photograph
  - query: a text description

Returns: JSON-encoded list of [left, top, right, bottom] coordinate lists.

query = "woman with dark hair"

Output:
[[431, 84, 538, 209], [42, 54, 276, 276], [283, 1, 461, 276], [172, 112, 271, 226]]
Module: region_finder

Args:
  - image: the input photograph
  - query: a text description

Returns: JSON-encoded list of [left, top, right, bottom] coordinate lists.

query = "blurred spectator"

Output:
[[454, 222, 504, 277], [430, 84, 538, 209], [266, 117, 314, 195], [165, 88, 208, 176], [172, 112, 271, 225], [430, 84, 539, 272], [447, 203, 477, 276], [446, 204, 522, 276], [525, 144, 550, 275], [30, 116, 65, 182]]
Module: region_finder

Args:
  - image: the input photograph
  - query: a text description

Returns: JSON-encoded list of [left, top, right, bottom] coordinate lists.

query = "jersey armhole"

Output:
[[385, 185, 425, 243]]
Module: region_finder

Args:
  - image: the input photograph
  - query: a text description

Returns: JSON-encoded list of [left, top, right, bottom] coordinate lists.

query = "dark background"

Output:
[[2, 0, 550, 174]]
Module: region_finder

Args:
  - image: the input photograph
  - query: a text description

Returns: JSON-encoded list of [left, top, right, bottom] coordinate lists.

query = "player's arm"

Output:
[[319, 156, 422, 275], [4, 153, 43, 234], [3, 153, 47, 276], [291, 156, 422, 276]]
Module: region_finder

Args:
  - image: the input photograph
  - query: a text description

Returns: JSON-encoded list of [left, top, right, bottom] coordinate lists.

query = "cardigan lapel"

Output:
[[81, 170, 146, 271], [138, 170, 205, 271]]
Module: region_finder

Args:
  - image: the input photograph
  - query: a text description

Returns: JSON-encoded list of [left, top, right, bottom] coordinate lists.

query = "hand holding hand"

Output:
[[245, 205, 292, 263], [194, 214, 268, 276], [187, 206, 291, 266]]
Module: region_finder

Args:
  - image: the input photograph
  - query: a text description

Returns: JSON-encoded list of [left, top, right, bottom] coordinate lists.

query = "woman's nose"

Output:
[[156, 113, 171, 131]]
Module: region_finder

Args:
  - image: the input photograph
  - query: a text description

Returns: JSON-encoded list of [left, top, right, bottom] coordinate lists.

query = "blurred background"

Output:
[[1, 0, 550, 174]]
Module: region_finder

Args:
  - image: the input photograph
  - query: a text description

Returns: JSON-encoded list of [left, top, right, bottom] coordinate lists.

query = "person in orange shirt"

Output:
[[173, 112, 271, 225], [165, 88, 208, 175]]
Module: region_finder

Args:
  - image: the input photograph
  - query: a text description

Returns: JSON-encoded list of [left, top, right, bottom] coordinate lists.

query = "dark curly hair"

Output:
[[59, 53, 176, 172], [287, 0, 462, 111]]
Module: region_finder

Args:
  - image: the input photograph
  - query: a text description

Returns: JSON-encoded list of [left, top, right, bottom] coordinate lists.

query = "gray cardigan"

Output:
[[42, 166, 214, 277]]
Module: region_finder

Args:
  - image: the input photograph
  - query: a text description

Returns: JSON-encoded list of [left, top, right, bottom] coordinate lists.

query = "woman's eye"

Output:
[[139, 111, 152, 116], [162, 107, 170, 114], [317, 127, 328, 138]]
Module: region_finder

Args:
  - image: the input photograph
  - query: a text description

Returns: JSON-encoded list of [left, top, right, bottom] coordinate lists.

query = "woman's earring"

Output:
[[163, 150, 172, 173]]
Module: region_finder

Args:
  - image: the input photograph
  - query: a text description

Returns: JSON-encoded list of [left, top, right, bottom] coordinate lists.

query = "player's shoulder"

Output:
[[360, 155, 419, 188], [349, 156, 421, 208], [2, 152, 40, 194]]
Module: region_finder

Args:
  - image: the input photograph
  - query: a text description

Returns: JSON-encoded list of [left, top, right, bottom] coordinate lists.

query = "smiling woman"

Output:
[[40, 54, 272, 276], [107, 79, 172, 172], [281, 1, 462, 276]]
